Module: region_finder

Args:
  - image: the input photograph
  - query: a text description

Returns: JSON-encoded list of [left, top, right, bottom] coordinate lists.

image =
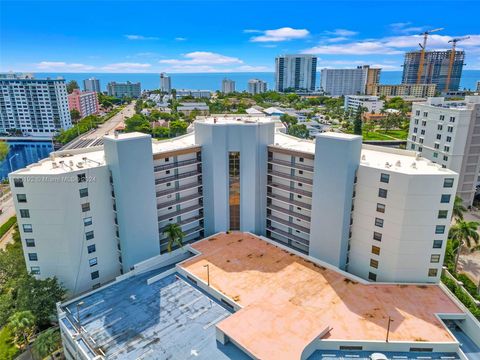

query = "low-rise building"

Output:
[[373, 84, 437, 98], [344, 95, 384, 114], [107, 81, 141, 98], [176, 89, 211, 99], [177, 102, 209, 116], [68, 89, 99, 118]]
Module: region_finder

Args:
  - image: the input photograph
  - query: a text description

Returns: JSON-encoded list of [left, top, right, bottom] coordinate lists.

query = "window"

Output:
[[79, 188, 88, 198], [90, 271, 99, 280], [78, 173, 86, 183], [438, 210, 448, 219], [229, 152, 240, 231], [449, 116, 455, 123], [414, 119, 419, 125], [433, 240, 443, 249], [421, 130, 425, 135], [370, 259, 379, 269], [299, 157, 304, 163], [14, 178, 24, 187], [376, 203, 385, 213], [423, 112, 428, 117], [25, 238, 35, 247], [428, 268, 438, 277], [165, 157, 169, 162], [368, 272, 377, 281], [22, 224, 32, 233], [87, 244, 96, 254], [20, 209, 30, 218], [430, 254, 441, 263], [413, 127, 418, 133], [380, 173, 390, 183], [437, 124, 443, 131], [434, 143, 440, 149], [433, 153, 438, 158], [410, 144, 415, 150], [443, 155, 448, 162], [378, 188, 387, 198], [85, 231, 94, 240], [439, 115, 445, 121], [415, 110, 420, 116], [84, 217, 93, 226], [440, 194, 451, 203], [446, 136, 452, 142], [30, 266, 40, 275], [435, 225, 446, 234], [81, 202, 90, 212], [28, 253, 38, 261], [375, 218, 384, 228], [371, 246, 381, 255], [89, 257, 98, 267], [17, 194, 27, 203], [373, 232, 382, 241], [443, 178, 454, 188], [436, 134, 441, 140]]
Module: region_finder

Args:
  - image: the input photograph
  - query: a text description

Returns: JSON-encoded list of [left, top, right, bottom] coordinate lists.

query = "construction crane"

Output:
[[444, 36, 470, 92], [416, 28, 444, 84]]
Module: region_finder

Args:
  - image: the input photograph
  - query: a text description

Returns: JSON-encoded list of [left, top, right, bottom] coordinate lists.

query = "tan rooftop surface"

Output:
[[180, 233, 463, 360]]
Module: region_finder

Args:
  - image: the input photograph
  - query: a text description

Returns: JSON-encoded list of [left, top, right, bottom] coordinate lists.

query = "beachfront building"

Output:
[[160, 73, 171, 93], [275, 54, 317, 92], [0, 73, 72, 137], [221, 78, 235, 94], [83, 78, 101, 93], [247, 79, 267, 95], [107, 81, 141, 98], [68, 89, 99, 119], [407, 96, 480, 206], [320, 65, 381, 96], [373, 83, 437, 98]]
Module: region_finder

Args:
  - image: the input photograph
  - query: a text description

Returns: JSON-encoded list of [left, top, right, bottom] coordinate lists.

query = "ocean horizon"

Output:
[[35, 71, 480, 93]]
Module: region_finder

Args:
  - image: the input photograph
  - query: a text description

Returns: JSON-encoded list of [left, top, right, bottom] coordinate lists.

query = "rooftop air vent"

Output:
[[361, 154, 366, 161], [411, 162, 417, 169], [395, 161, 401, 167]]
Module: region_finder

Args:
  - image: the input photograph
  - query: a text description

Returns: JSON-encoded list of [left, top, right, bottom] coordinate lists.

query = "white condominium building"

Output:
[[160, 73, 171, 93], [221, 78, 235, 94], [0, 73, 72, 136], [83, 78, 101, 93], [407, 96, 480, 206], [344, 95, 384, 114], [275, 54, 317, 92], [11, 116, 457, 294], [247, 79, 267, 95], [320, 65, 380, 96]]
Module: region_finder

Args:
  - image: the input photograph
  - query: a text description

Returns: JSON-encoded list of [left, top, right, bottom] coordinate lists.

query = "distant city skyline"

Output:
[[1, 1, 480, 73]]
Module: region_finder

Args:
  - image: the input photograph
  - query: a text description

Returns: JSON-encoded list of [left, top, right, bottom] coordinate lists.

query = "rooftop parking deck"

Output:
[[180, 233, 465, 360]]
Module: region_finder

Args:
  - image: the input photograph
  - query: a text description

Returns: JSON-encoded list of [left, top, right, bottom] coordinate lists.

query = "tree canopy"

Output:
[[66, 80, 79, 94]]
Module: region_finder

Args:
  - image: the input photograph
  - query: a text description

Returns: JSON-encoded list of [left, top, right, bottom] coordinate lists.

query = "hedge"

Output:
[[0, 216, 16, 239], [442, 275, 480, 319]]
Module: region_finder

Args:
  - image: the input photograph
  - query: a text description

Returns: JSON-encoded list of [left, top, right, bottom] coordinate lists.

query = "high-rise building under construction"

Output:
[[402, 50, 465, 92]]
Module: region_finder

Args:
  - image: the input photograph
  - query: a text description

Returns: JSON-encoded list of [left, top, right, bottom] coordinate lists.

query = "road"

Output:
[[62, 102, 135, 150], [0, 195, 15, 224]]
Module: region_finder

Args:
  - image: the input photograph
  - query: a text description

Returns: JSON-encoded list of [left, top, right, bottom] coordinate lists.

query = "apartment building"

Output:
[[175, 89, 211, 99], [68, 89, 99, 119], [83, 78, 100, 93], [407, 96, 480, 206], [107, 81, 141, 98], [0, 73, 72, 136], [247, 79, 267, 95], [160, 73, 171, 93], [221, 78, 235, 94], [344, 95, 384, 114], [476, 80, 480, 92], [320, 65, 381, 96], [373, 84, 437, 98], [11, 116, 457, 294], [275, 54, 317, 92]]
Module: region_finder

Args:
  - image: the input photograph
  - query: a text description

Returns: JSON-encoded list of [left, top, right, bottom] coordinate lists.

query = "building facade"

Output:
[[160, 73, 171, 93], [11, 115, 457, 295], [344, 95, 384, 114], [407, 96, 480, 206], [221, 78, 235, 94], [0, 73, 72, 136], [275, 54, 317, 92], [320, 65, 380, 96], [68, 89, 99, 119], [175, 89, 211, 99], [83, 78, 101, 93], [373, 84, 437, 98], [476, 80, 480, 92], [247, 79, 267, 95], [402, 51, 465, 92], [107, 81, 141, 98]]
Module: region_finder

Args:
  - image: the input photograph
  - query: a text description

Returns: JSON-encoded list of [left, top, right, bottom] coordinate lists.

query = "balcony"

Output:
[[267, 193, 311, 210], [155, 170, 201, 185], [267, 204, 311, 222], [268, 169, 313, 185], [156, 182, 202, 197], [266, 226, 310, 246], [267, 214, 310, 234], [158, 204, 203, 222], [268, 158, 314, 172], [154, 158, 201, 172], [267, 181, 312, 197], [160, 225, 204, 240], [159, 215, 204, 233], [157, 193, 203, 210]]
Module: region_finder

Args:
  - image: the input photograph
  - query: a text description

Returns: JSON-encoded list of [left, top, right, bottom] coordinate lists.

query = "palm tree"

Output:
[[163, 223, 184, 253], [452, 196, 467, 220], [34, 328, 60, 360], [8, 311, 36, 351], [449, 220, 480, 273]]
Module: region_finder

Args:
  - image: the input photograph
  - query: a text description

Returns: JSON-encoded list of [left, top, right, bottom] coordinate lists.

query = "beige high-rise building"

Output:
[[365, 67, 381, 95], [373, 84, 436, 98]]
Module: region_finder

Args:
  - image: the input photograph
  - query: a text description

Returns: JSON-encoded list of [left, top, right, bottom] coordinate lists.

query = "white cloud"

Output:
[[175, 37, 187, 41], [124, 34, 159, 40], [243, 29, 262, 34], [36, 61, 95, 71], [159, 52, 243, 65], [101, 62, 152, 72], [325, 29, 358, 37], [389, 22, 425, 34], [304, 41, 403, 55], [324, 37, 349, 43], [249, 27, 309, 42]]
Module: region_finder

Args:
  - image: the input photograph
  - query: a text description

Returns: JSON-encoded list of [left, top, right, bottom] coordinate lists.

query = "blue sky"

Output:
[[1, 1, 480, 73]]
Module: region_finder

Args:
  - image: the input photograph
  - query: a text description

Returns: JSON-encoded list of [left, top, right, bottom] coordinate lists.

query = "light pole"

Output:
[[8, 153, 18, 172], [76, 301, 85, 331], [386, 316, 394, 342], [203, 264, 210, 286]]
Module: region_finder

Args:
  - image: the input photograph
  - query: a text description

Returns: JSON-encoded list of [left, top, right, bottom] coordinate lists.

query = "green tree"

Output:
[[353, 107, 364, 135], [34, 328, 60, 360], [70, 109, 81, 122], [66, 80, 79, 94], [152, 127, 170, 139], [452, 196, 467, 220], [0, 141, 9, 162], [280, 114, 298, 127], [125, 114, 151, 134], [379, 111, 402, 132], [449, 220, 480, 272], [163, 223, 184, 252], [169, 120, 188, 137], [8, 311, 35, 350], [135, 99, 144, 114], [287, 124, 309, 139]]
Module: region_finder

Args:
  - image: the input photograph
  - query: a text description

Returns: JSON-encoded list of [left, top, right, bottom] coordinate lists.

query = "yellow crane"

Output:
[[416, 28, 444, 84], [444, 36, 470, 92]]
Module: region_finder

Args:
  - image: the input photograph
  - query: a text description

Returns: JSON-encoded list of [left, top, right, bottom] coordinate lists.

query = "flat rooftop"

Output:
[[195, 115, 274, 125], [180, 233, 464, 360], [273, 132, 316, 154]]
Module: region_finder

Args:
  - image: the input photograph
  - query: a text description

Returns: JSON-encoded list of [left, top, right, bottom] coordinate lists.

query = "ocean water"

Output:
[[36, 71, 480, 92]]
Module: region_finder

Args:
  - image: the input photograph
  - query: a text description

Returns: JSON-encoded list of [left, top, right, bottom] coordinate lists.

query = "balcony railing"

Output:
[[159, 215, 204, 233], [155, 170, 201, 185], [268, 158, 314, 172], [156, 182, 201, 197], [267, 181, 312, 197], [268, 169, 313, 185], [267, 204, 311, 222], [267, 214, 310, 234], [160, 225, 204, 241], [267, 193, 311, 210], [154, 158, 200, 172], [266, 226, 310, 246], [158, 204, 202, 222], [157, 193, 202, 210]]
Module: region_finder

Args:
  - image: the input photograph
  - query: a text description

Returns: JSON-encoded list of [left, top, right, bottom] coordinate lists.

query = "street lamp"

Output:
[[203, 264, 210, 286], [76, 301, 85, 331], [386, 316, 394, 342], [8, 153, 18, 172]]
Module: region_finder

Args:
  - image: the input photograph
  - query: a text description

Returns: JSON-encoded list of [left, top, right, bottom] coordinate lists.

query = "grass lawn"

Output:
[[384, 129, 408, 140], [362, 132, 394, 141], [0, 327, 19, 360]]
